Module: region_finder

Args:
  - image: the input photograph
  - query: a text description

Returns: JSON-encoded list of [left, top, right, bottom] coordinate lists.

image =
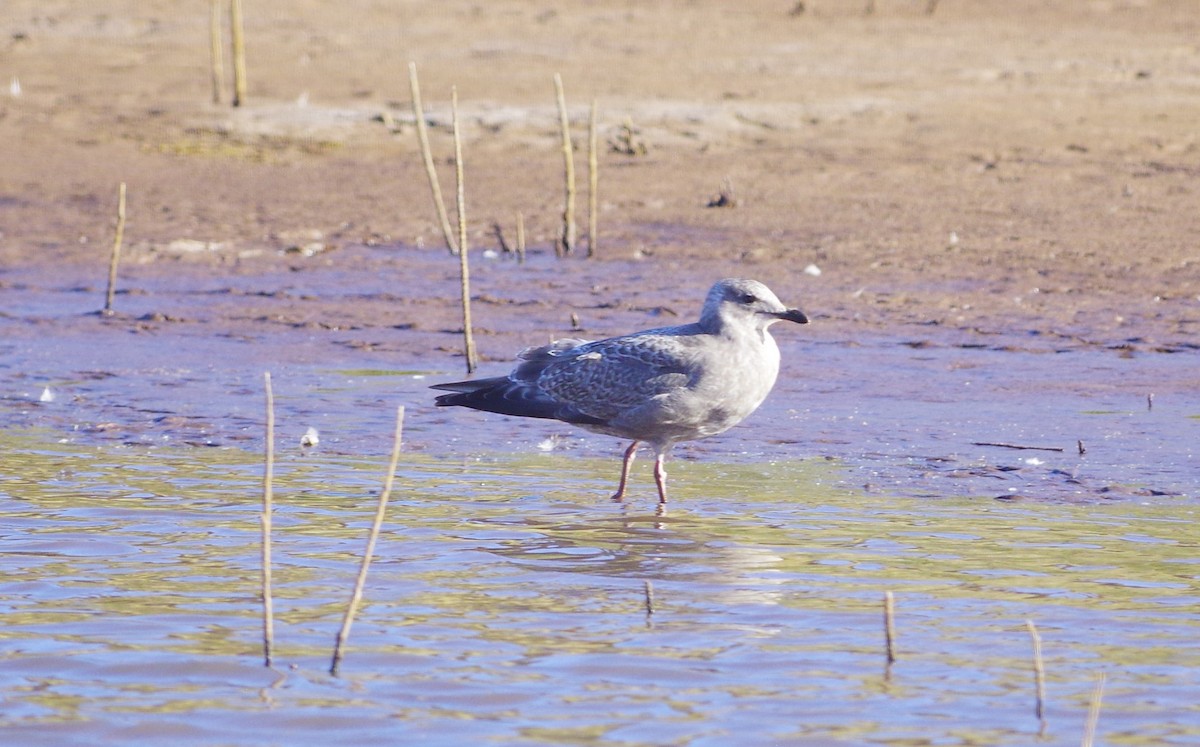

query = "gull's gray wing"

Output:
[[534, 328, 702, 422]]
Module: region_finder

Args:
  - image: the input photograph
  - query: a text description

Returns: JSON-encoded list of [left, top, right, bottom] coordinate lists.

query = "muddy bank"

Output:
[[1, 0, 1197, 499], [2, 245, 1195, 502]]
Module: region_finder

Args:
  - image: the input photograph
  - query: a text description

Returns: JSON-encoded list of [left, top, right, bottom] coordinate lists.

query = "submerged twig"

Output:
[[554, 73, 576, 257], [883, 591, 897, 666], [452, 87, 478, 373], [330, 405, 406, 676], [973, 441, 1065, 453], [103, 182, 127, 316], [409, 62, 459, 255], [1026, 620, 1047, 734], [643, 580, 655, 627], [261, 371, 276, 668], [1082, 671, 1107, 747]]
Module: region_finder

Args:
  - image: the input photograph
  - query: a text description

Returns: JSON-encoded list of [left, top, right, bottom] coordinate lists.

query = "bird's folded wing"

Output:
[[537, 334, 696, 421]]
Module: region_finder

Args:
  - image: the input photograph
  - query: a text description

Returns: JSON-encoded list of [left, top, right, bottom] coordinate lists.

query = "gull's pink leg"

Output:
[[610, 441, 640, 501], [653, 453, 668, 504]]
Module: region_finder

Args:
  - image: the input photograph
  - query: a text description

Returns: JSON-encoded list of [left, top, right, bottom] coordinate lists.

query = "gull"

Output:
[[432, 278, 808, 503]]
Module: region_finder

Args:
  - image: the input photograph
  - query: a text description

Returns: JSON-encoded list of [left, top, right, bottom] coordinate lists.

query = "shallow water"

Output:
[[2, 433, 1198, 746], [2, 248, 1197, 744]]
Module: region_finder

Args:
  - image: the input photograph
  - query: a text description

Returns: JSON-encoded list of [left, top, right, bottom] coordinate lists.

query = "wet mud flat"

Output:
[[1, 242, 1195, 502]]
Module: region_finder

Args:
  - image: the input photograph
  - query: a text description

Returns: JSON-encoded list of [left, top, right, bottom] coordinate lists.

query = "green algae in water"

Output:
[[1, 429, 1198, 746]]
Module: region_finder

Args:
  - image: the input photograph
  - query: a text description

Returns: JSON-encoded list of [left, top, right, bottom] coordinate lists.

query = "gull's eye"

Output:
[[738, 292, 758, 304]]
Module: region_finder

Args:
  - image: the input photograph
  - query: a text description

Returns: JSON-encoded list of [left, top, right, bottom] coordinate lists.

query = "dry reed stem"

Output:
[[883, 591, 897, 665], [209, 0, 224, 105], [408, 62, 459, 255], [1081, 672, 1106, 747], [103, 182, 127, 315], [1026, 620, 1047, 731], [229, 0, 247, 107], [587, 98, 598, 258], [330, 405, 405, 676], [516, 212, 526, 265], [452, 87, 478, 373], [260, 371, 276, 668], [554, 73, 576, 257]]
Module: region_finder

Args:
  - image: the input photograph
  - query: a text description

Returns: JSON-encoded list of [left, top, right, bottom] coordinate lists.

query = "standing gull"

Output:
[[432, 278, 808, 503]]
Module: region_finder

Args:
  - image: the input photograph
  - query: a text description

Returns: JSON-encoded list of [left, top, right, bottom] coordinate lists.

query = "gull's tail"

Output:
[[432, 377, 604, 425]]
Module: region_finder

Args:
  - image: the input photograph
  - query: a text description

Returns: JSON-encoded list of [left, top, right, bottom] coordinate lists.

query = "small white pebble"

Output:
[[9, 76, 20, 97], [300, 427, 320, 447], [39, 386, 55, 403], [482, 249, 499, 259], [804, 263, 821, 276], [1024, 457, 1044, 466], [948, 231, 960, 246]]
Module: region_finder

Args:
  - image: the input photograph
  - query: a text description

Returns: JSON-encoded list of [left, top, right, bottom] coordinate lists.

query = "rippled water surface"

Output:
[[2, 432, 1198, 746]]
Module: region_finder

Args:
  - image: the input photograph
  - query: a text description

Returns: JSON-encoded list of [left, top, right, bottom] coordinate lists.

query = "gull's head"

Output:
[[701, 278, 809, 331]]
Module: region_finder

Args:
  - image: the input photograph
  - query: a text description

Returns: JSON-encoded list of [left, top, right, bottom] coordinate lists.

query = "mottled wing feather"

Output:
[[511, 338, 590, 383], [536, 332, 697, 421]]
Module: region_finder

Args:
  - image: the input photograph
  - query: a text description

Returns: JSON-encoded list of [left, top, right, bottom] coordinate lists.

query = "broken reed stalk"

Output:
[[209, 0, 224, 105], [408, 62, 459, 255], [973, 441, 1064, 453], [261, 371, 276, 668], [1081, 671, 1106, 747], [643, 580, 655, 627], [553, 73, 576, 257], [883, 591, 897, 665], [452, 87, 478, 374], [516, 212, 526, 265], [102, 182, 127, 316], [491, 220, 511, 256], [330, 406, 405, 676], [1025, 620, 1047, 731], [229, 0, 247, 107], [587, 98, 598, 258]]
